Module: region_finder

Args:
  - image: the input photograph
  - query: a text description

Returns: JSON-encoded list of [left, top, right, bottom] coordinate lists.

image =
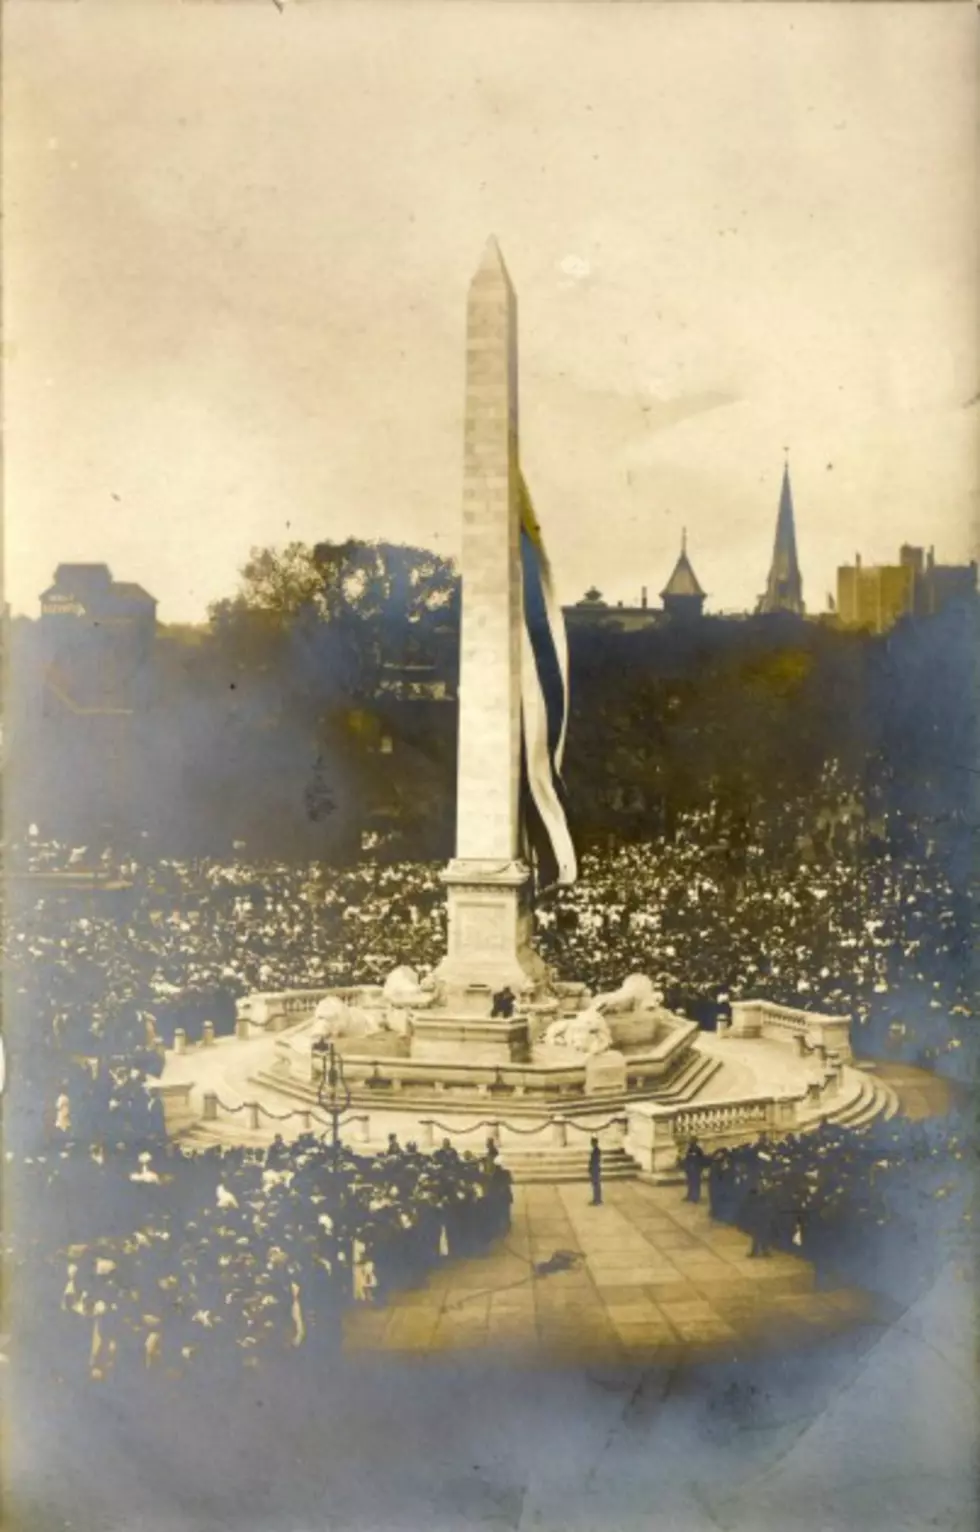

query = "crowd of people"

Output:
[[14, 1130, 511, 1389], [5, 771, 976, 1162], [543, 792, 976, 1077], [5, 772, 974, 1391], [694, 1108, 972, 1302], [8, 765, 977, 1097]]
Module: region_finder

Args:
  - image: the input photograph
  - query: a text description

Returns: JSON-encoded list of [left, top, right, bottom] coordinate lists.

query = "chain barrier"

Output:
[[209, 1095, 246, 1114], [565, 1116, 629, 1135], [206, 1094, 370, 1134], [204, 1095, 629, 1141], [255, 1101, 303, 1123], [418, 1117, 547, 1138], [418, 1114, 628, 1140], [490, 1119, 554, 1138]]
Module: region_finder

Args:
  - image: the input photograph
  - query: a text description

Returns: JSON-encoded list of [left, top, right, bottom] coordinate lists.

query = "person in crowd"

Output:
[[681, 1137, 707, 1204], [491, 987, 516, 1019], [55, 1090, 72, 1136], [589, 1137, 603, 1205], [737, 1142, 774, 1257], [707, 1147, 733, 1221]]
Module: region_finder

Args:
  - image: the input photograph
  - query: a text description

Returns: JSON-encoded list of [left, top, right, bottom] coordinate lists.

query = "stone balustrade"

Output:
[[728, 998, 853, 1062], [626, 1091, 800, 1177], [237, 985, 387, 1033]]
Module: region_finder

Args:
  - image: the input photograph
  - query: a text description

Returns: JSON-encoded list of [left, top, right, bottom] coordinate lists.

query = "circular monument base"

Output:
[[155, 980, 898, 1182]]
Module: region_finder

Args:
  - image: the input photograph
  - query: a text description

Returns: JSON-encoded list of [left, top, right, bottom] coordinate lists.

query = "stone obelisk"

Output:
[[455, 237, 523, 868], [415, 239, 546, 1060]]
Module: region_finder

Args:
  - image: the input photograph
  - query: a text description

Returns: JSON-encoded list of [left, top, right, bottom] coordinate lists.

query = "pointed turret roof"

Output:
[[661, 531, 706, 600], [758, 460, 805, 615]]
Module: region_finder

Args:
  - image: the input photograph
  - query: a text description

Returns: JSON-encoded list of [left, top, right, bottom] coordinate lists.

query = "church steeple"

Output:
[[757, 459, 804, 616]]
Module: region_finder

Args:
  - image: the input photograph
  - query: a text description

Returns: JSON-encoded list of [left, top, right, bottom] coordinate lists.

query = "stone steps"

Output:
[[248, 1049, 722, 1120], [796, 1073, 868, 1131], [177, 1055, 900, 1169], [498, 1147, 639, 1184], [652, 1052, 724, 1103], [847, 1073, 901, 1126], [179, 1116, 639, 1183], [797, 1070, 900, 1133], [180, 1120, 273, 1151]]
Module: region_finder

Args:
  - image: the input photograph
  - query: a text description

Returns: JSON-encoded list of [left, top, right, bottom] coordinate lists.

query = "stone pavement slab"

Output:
[[343, 1178, 872, 1365]]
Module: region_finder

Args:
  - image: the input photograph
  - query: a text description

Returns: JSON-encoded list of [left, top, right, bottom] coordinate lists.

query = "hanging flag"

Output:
[[518, 474, 577, 890]]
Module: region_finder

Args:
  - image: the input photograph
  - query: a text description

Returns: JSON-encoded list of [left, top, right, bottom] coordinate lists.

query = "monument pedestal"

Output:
[[409, 1013, 530, 1065], [413, 858, 550, 1064], [434, 858, 550, 998]]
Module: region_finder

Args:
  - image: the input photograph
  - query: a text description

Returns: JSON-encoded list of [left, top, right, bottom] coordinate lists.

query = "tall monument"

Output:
[[421, 239, 549, 1055], [160, 242, 874, 1179]]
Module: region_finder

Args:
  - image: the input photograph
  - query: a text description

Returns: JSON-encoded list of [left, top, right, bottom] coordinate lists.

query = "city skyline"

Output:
[[6, 0, 978, 624]]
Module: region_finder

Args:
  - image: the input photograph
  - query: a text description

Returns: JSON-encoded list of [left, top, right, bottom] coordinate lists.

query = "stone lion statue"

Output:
[[591, 974, 661, 1015], [311, 995, 384, 1041], [544, 1006, 613, 1056], [382, 964, 439, 1010]]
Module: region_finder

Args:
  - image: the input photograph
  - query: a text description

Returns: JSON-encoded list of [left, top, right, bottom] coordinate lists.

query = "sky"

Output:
[[5, 0, 978, 623]]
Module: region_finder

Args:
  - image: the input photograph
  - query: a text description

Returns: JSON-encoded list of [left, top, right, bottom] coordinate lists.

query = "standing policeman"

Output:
[[588, 1137, 603, 1205], [682, 1137, 707, 1203]]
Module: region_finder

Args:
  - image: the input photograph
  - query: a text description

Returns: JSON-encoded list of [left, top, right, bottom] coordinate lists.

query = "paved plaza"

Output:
[[344, 1178, 880, 1365]]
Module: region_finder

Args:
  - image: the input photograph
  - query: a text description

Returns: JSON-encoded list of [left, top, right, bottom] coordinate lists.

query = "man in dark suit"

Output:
[[589, 1137, 603, 1205], [682, 1137, 707, 1203], [491, 987, 516, 1019]]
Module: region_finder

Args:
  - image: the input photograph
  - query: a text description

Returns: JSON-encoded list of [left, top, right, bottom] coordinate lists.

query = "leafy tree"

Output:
[[311, 540, 458, 630], [208, 542, 324, 626]]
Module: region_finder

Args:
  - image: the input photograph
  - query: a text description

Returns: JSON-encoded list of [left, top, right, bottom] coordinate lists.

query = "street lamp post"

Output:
[[311, 1036, 351, 1172]]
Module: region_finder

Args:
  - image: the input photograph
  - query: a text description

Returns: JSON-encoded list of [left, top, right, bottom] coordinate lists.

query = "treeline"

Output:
[[6, 539, 977, 863]]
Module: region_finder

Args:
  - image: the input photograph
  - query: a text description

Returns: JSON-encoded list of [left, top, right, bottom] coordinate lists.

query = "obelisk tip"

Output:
[[473, 235, 513, 288]]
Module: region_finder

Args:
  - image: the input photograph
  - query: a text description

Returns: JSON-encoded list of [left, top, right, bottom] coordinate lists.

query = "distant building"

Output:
[[757, 462, 805, 616], [564, 584, 660, 633], [40, 563, 157, 640], [660, 532, 706, 621], [902, 544, 979, 618], [38, 563, 157, 709], [562, 540, 708, 630], [836, 545, 977, 633]]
